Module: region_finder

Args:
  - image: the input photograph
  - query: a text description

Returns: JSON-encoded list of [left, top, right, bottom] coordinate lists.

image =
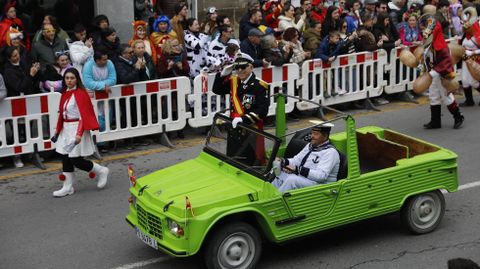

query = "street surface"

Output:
[[1, 97, 479, 269]]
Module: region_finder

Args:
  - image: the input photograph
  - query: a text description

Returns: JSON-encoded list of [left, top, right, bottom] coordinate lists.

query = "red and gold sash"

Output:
[[230, 75, 245, 118]]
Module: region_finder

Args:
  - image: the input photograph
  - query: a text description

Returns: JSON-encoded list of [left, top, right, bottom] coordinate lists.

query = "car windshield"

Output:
[[205, 114, 280, 179]]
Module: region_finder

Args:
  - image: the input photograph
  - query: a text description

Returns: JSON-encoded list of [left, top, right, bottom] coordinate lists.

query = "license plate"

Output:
[[135, 227, 158, 250]]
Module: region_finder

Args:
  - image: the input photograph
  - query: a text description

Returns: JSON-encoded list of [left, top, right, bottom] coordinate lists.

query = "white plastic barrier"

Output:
[[91, 77, 191, 143], [384, 46, 420, 94], [188, 64, 300, 128], [252, 64, 298, 116], [296, 50, 388, 111], [0, 92, 60, 158], [187, 72, 231, 128]]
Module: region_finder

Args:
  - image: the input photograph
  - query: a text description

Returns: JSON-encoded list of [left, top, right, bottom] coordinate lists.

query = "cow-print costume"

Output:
[[184, 29, 209, 78], [206, 36, 230, 72]]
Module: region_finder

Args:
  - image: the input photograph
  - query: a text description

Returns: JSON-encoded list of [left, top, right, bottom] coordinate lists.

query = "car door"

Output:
[[281, 181, 343, 230]]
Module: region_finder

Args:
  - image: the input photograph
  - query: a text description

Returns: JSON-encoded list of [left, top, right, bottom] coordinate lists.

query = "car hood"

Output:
[[136, 152, 263, 216]]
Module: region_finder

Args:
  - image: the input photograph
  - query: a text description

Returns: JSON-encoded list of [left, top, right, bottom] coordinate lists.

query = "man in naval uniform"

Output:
[[212, 53, 270, 165], [272, 123, 340, 192]]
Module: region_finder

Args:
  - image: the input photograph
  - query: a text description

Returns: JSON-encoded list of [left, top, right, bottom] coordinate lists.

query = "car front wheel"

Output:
[[205, 222, 262, 269], [401, 190, 445, 234]]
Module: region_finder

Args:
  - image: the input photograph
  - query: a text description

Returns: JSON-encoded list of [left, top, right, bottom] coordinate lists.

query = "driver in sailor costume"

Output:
[[272, 123, 340, 192]]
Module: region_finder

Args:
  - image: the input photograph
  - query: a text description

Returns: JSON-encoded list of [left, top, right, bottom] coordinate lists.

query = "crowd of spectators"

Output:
[[0, 0, 469, 168]]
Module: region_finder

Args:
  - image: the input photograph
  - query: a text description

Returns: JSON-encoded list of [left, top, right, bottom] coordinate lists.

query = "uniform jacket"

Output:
[[212, 72, 270, 125], [284, 141, 340, 183]]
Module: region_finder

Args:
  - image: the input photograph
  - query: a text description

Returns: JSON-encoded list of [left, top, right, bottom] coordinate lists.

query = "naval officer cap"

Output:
[[233, 52, 254, 69], [312, 122, 334, 133]]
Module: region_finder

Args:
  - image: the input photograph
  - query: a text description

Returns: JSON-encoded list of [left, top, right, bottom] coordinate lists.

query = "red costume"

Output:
[[55, 88, 99, 136], [0, 1, 30, 50], [429, 23, 454, 78]]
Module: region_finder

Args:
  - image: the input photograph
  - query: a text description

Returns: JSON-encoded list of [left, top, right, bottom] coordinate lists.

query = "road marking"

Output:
[[458, 180, 480, 191], [111, 256, 173, 269]]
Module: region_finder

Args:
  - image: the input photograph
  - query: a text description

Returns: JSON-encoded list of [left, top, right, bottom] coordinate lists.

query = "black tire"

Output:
[[401, 190, 445, 234], [204, 222, 262, 269]]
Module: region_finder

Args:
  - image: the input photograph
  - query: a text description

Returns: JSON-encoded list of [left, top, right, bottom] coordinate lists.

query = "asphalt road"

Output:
[[1, 98, 479, 269]]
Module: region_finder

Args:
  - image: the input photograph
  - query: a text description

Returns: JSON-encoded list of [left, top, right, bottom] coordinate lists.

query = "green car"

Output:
[[126, 95, 458, 269]]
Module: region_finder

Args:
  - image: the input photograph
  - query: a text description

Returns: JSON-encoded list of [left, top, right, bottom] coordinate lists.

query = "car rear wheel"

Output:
[[204, 222, 261, 269], [401, 190, 445, 234]]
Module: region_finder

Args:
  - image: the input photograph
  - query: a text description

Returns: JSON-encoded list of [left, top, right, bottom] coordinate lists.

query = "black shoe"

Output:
[[459, 101, 475, 107], [453, 115, 464, 129], [423, 122, 442, 129], [286, 115, 300, 122]]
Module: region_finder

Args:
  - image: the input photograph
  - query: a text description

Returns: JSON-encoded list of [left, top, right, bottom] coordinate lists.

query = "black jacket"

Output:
[[4, 61, 40, 97], [113, 56, 144, 84], [240, 39, 263, 68]]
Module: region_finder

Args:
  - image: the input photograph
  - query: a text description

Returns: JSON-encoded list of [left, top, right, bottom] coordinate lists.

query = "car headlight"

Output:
[[167, 219, 185, 237]]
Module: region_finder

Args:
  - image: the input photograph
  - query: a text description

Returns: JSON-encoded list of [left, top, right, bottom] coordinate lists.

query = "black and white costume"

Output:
[[184, 29, 209, 78], [206, 36, 229, 72]]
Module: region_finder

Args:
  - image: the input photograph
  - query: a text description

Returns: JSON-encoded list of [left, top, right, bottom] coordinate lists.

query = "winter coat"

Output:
[[113, 56, 144, 84], [157, 51, 190, 78], [31, 37, 68, 70], [281, 40, 307, 64], [4, 61, 40, 97], [278, 15, 305, 32], [68, 40, 94, 76], [315, 36, 346, 61], [262, 48, 287, 66], [96, 36, 121, 60], [240, 39, 263, 67], [82, 58, 117, 91], [303, 28, 322, 53]]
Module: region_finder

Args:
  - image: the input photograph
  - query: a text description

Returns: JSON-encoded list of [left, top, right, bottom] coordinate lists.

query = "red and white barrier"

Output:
[[0, 92, 60, 158], [252, 64, 298, 116], [384, 46, 420, 94], [297, 50, 388, 110], [187, 72, 231, 128], [91, 77, 191, 143]]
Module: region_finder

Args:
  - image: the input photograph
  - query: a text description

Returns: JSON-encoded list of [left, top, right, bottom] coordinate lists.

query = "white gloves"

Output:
[[466, 50, 474, 57], [232, 117, 243, 128], [429, 70, 440, 78]]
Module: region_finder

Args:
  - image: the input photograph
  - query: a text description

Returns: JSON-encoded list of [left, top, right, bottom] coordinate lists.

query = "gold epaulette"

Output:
[[258, 79, 269, 90]]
